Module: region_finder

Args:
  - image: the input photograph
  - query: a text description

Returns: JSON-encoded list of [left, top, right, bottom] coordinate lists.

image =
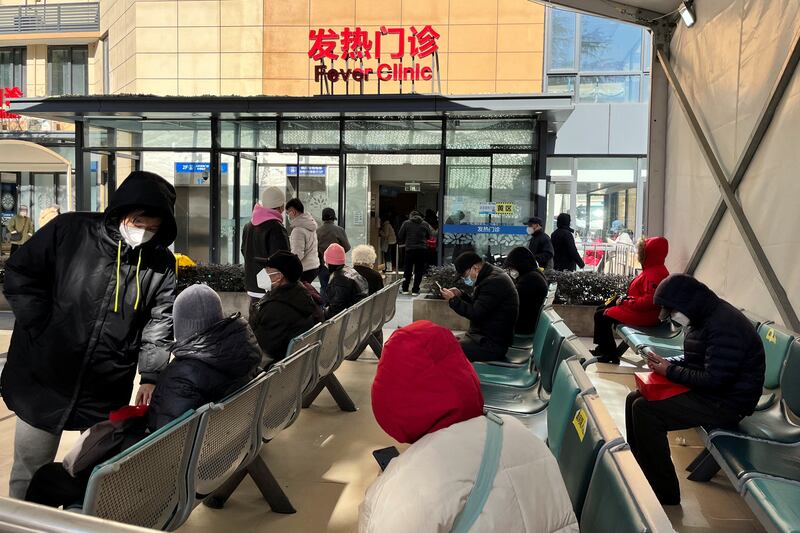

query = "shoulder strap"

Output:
[[451, 413, 504, 533]]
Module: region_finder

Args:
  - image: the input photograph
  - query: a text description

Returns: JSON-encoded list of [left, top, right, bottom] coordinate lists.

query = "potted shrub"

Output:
[[544, 270, 633, 336], [177, 263, 251, 316]]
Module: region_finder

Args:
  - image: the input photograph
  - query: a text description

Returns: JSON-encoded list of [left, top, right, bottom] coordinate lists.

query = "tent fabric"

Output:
[[0, 140, 71, 173]]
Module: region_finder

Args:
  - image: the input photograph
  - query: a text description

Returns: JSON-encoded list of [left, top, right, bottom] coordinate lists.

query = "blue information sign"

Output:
[[286, 165, 326, 176], [443, 224, 528, 235], [174, 162, 229, 173]]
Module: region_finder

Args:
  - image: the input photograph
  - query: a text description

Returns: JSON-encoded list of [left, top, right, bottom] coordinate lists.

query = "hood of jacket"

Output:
[[170, 314, 261, 378], [556, 213, 571, 229], [371, 320, 484, 444], [252, 203, 284, 226], [409, 214, 423, 224], [642, 236, 669, 269], [104, 171, 177, 247], [291, 212, 318, 232], [654, 274, 719, 325]]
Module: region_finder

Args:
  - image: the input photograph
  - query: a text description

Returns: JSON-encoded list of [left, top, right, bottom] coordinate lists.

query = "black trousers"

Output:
[[625, 390, 740, 504], [10, 243, 20, 255], [593, 305, 622, 354], [402, 249, 427, 293], [300, 268, 319, 283], [458, 333, 505, 363], [26, 462, 89, 508]]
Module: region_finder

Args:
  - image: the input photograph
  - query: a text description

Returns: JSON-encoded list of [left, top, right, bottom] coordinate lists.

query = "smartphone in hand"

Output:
[[434, 281, 443, 291], [372, 446, 400, 471]]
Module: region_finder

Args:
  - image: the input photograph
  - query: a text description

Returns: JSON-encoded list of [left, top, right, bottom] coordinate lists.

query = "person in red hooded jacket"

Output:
[[591, 236, 669, 364]]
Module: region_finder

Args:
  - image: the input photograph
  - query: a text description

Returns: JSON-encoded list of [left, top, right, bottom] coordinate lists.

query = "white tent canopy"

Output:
[[0, 140, 72, 211]]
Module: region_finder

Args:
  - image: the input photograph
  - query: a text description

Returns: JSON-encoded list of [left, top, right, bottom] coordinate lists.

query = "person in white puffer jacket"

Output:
[[286, 198, 320, 283], [359, 320, 579, 533]]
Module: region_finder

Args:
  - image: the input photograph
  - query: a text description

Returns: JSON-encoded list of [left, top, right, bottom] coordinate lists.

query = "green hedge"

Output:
[[176, 264, 245, 293], [545, 270, 633, 306]]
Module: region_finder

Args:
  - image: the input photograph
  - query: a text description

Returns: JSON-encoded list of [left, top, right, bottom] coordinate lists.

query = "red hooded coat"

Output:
[[605, 237, 669, 327]]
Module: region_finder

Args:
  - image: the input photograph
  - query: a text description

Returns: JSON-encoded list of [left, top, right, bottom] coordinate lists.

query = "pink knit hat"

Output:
[[324, 243, 346, 266]]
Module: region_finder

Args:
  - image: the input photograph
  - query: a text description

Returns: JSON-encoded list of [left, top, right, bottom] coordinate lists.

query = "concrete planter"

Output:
[[553, 304, 596, 337], [412, 296, 470, 331], [218, 291, 252, 318]]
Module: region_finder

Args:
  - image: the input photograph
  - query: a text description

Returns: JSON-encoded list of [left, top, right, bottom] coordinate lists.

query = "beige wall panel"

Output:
[[265, 0, 310, 26], [222, 0, 262, 26], [264, 26, 309, 53], [178, 78, 221, 95], [448, 0, 497, 25], [310, 0, 355, 27], [221, 26, 262, 53], [179, 26, 221, 53], [448, 53, 495, 81], [135, 2, 178, 28], [263, 78, 309, 96], [446, 80, 496, 94], [401, 0, 449, 25], [136, 78, 179, 95], [177, 1, 220, 27], [449, 25, 496, 54], [495, 79, 539, 93], [221, 52, 262, 78], [355, 0, 400, 26], [497, 23, 543, 52], [264, 52, 308, 79], [178, 52, 220, 77], [221, 78, 262, 95], [136, 53, 178, 78], [496, 52, 540, 81], [136, 27, 178, 53], [497, 0, 544, 24]]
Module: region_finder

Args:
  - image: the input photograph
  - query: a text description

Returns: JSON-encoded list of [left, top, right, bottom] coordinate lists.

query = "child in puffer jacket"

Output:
[[25, 284, 261, 508]]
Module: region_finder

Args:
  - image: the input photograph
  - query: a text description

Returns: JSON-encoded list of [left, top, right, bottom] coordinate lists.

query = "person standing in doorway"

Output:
[[8, 205, 34, 255], [241, 186, 290, 317], [379, 215, 397, 272], [286, 198, 320, 283], [2, 171, 177, 499], [524, 216, 554, 270], [316, 207, 350, 300], [551, 213, 585, 271], [398, 211, 433, 296]]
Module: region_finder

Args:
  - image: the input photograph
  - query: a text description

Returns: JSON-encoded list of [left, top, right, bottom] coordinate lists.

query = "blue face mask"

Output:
[[463, 275, 475, 287]]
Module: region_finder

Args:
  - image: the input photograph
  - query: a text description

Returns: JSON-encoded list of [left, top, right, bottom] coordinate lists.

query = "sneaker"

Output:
[[411, 291, 420, 296], [400, 289, 410, 295]]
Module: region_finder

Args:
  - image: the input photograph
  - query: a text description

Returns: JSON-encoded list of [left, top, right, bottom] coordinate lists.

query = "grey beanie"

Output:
[[173, 284, 225, 341]]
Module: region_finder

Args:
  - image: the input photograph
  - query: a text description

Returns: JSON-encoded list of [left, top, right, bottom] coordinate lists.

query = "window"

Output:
[[0, 47, 26, 89], [48, 46, 88, 95], [549, 10, 576, 70], [546, 75, 576, 95], [579, 75, 641, 103], [580, 17, 642, 72]]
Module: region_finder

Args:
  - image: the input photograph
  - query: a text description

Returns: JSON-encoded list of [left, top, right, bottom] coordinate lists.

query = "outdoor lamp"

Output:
[[679, 1, 696, 27]]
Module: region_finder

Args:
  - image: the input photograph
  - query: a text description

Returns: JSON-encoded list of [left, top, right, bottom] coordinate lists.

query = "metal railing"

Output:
[[578, 241, 639, 277], [0, 2, 99, 34]]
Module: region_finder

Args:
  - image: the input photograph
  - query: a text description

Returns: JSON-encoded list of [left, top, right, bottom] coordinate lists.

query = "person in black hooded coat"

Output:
[[550, 213, 584, 271], [504, 247, 548, 336], [625, 274, 765, 505], [2, 170, 177, 499]]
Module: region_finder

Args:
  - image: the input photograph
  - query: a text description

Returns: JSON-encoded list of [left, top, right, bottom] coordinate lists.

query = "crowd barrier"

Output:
[[616, 313, 800, 533]]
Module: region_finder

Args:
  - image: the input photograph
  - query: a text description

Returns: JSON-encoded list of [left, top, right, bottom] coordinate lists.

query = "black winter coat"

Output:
[[527, 229, 554, 270], [354, 264, 385, 295], [148, 315, 261, 431], [551, 215, 584, 271], [514, 269, 549, 335], [449, 264, 519, 355], [242, 219, 290, 294], [2, 171, 177, 433], [398, 215, 433, 251], [656, 275, 765, 417], [250, 282, 321, 365], [324, 266, 368, 319]]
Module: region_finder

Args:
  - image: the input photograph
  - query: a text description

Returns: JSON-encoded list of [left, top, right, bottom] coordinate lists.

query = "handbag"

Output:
[[634, 372, 690, 402], [9, 232, 21, 242], [426, 236, 437, 250]]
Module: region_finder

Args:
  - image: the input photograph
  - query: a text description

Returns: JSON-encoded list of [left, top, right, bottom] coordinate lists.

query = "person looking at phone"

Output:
[[440, 251, 519, 362], [360, 320, 578, 533], [625, 274, 765, 505], [591, 237, 670, 364]]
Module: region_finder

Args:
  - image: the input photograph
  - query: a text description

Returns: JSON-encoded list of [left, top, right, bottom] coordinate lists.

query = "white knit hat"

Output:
[[260, 186, 286, 209]]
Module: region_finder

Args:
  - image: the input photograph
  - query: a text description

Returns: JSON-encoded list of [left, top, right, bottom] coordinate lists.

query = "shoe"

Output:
[[590, 348, 620, 365], [400, 289, 410, 295], [412, 291, 420, 296]]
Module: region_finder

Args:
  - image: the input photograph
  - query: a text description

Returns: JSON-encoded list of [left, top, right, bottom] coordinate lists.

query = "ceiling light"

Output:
[[679, 1, 695, 27]]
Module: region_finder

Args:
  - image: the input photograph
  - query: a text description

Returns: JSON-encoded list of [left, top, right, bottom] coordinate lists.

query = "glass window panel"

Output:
[[0, 48, 24, 87], [578, 75, 640, 103], [446, 119, 536, 150], [239, 156, 256, 263], [580, 16, 643, 72], [344, 159, 369, 253], [297, 155, 339, 224], [643, 31, 652, 72], [343, 119, 441, 150], [49, 48, 69, 95], [443, 156, 491, 262], [220, 121, 277, 149], [220, 154, 236, 264], [488, 154, 533, 257], [546, 75, 576, 95], [549, 9, 577, 70], [642, 73, 650, 102], [86, 120, 212, 148], [70, 47, 88, 95], [281, 120, 339, 149]]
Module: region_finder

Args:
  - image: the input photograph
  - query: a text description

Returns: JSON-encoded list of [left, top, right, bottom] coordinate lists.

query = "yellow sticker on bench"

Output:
[[573, 408, 588, 442], [766, 328, 777, 344]]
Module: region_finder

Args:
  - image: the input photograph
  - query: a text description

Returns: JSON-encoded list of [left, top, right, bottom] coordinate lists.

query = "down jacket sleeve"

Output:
[[289, 227, 307, 259], [138, 267, 176, 384], [569, 238, 585, 269], [666, 324, 745, 390], [449, 290, 495, 324], [616, 276, 655, 313]]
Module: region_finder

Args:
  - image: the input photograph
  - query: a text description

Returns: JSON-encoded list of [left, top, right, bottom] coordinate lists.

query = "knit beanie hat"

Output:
[[173, 284, 225, 341], [453, 251, 482, 276], [262, 250, 303, 283], [324, 243, 346, 266], [260, 186, 286, 209]]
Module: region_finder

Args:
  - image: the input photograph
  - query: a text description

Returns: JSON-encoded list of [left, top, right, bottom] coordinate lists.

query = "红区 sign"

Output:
[[0, 87, 23, 119], [309, 25, 440, 83]]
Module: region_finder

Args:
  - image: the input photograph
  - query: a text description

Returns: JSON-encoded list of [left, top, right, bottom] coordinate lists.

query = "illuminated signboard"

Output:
[[0, 87, 23, 119], [309, 25, 440, 83]]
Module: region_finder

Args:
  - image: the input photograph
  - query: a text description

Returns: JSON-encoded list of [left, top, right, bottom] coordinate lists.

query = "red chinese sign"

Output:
[[0, 87, 22, 119], [309, 25, 440, 83]]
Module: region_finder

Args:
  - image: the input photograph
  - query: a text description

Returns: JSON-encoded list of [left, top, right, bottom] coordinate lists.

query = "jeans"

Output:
[[9, 418, 62, 499], [402, 249, 427, 293]]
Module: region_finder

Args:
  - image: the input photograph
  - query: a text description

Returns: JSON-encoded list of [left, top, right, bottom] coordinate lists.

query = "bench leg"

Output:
[[345, 341, 367, 361], [686, 451, 721, 482], [302, 378, 326, 408], [368, 332, 383, 358], [685, 448, 710, 472], [325, 374, 357, 412], [203, 469, 248, 509], [247, 456, 296, 514]]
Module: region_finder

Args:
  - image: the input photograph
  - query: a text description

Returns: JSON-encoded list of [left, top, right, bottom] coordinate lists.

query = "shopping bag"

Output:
[[634, 372, 690, 402]]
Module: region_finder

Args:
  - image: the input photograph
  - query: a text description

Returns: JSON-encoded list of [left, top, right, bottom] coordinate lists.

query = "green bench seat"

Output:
[[617, 323, 685, 359], [710, 435, 800, 490], [743, 477, 800, 533]]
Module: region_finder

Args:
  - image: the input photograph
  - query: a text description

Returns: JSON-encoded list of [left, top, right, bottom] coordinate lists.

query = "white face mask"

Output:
[[670, 310, 691, 327], [119, 223, 155, 248], [526, 226, 536, 235], [256, 269, 272, 292]]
